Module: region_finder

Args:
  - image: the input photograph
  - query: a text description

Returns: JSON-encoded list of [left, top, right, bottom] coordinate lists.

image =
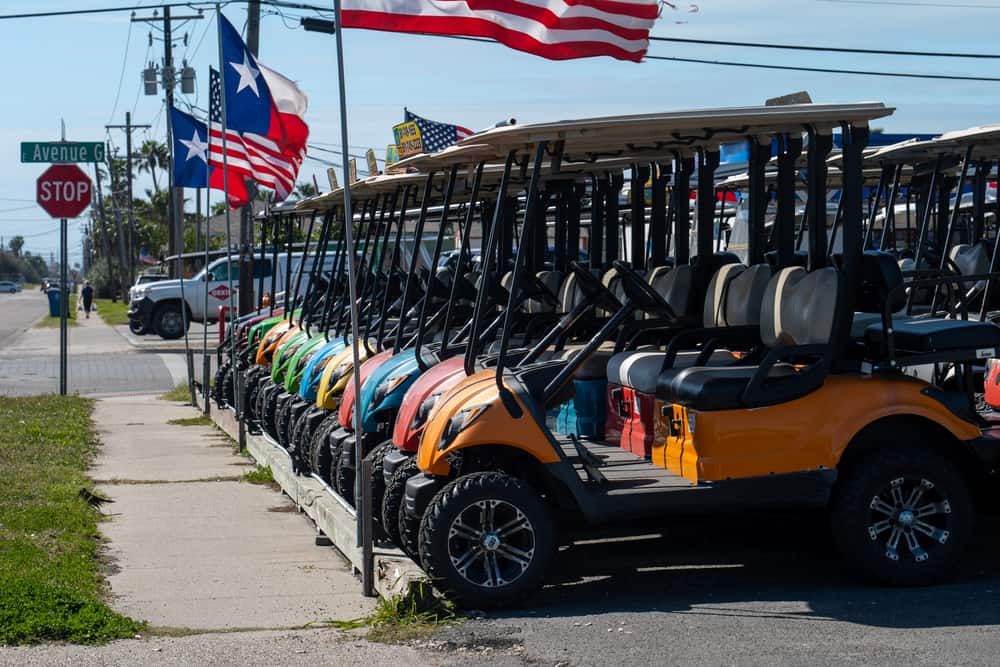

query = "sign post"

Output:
[[35, 164, 92, 395]]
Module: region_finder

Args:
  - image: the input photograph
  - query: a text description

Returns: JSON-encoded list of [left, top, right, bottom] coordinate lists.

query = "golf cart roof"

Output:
[[870, 125, 1000, 163]]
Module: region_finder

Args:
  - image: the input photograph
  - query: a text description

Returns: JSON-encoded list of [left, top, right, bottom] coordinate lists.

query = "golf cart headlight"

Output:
[[373, 375, 408, 406], [330, 361, 352, 383], [687, 412, 696, 435], [411, 392, 442, 429], [437, 403, 490, 450]]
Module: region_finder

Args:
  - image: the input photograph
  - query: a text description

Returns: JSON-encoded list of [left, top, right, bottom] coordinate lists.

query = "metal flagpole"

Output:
[[216, 6, 240, 418], [202, 184, 212, 415], [176, 180, 194, 403], [331, 0, 374, 596]]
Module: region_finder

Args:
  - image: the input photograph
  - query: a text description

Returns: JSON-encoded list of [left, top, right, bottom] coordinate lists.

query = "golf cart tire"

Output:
[[418, 471, 555, 609], [334, 448, 355, 506], [830, 444, 974, 587], [363, 441, 394, 544], [153, 301, 188, 340], [309, 413, 339, 483], [384, 457, 419, 549]]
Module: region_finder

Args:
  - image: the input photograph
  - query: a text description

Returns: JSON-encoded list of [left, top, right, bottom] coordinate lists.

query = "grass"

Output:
[[93, 298, 130, 327], [332, 583, 462, 643], [36, 294, 78, 328], [166, 416, 213, 427], [159, 383, 191, 403], [0, 395, 145, 645], [242, 465, 274, 484]]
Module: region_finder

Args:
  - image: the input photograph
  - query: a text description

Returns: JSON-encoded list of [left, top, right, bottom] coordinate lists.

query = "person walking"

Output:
[[81, 280, 94, 319]]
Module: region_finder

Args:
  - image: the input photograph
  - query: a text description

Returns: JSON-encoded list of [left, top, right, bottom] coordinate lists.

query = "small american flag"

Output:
[[405, 109, 472, 153]]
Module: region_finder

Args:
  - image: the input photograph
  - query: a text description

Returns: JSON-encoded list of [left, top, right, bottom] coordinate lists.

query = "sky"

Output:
[[2, 0, 1000, 265]]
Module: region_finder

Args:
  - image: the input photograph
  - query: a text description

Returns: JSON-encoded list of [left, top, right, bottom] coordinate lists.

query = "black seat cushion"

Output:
[[656, 364, 798, 411], [864, 318, 1000, 356]]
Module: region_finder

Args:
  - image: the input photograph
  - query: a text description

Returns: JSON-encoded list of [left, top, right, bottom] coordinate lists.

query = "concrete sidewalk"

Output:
[[0, 308, 183, 396], [93, 394, 375, 631]]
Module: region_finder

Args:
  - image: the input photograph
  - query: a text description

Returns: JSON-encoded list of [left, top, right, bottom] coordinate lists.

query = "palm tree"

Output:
[[293, 181, 317, 199], [137, 140, 169, 192]]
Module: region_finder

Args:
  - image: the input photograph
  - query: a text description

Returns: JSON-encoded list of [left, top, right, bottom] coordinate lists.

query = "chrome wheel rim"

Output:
[[868, 476, 952, 564], [448, 499, 535, 588]]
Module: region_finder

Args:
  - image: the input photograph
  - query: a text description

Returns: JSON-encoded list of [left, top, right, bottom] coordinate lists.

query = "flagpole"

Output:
[[216, 5, 240, 422], [331, 0, 373, 597], [202, 185, 211, 415]]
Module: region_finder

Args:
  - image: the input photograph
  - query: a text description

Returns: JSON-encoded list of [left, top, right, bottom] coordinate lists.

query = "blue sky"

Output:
[[2, 0, 999, 263]]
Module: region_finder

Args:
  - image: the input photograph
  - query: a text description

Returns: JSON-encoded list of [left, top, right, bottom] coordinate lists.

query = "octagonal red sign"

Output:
[[36, 164, 92, 218]]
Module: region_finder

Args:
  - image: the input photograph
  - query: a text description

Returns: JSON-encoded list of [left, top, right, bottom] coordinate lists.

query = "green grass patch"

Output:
[[36, 294, 78, 328], [166, 416, 213, 427], [93, 298, 130, 327], [159, 383, 191, 403], [332, 584, 462, 643], [0, 395, 144, 645], [242, 465, 274, 484]]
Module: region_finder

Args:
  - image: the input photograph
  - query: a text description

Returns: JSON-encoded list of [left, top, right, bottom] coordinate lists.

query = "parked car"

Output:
[[0, 281, 20, 293]]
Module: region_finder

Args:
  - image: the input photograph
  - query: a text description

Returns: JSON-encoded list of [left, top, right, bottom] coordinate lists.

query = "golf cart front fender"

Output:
[[416, 371, 559, 476]]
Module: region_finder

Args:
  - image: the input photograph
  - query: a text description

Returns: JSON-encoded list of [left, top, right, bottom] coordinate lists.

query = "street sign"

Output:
[[21, 141, 105, 164], [36, 164, 92, 218]]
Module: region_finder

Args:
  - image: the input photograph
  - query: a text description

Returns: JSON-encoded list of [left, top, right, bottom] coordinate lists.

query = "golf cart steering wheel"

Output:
[[611, 259, 678, 320], [568, 261, 622, 313]]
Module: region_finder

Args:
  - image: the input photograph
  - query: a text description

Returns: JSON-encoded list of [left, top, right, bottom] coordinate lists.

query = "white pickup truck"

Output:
[[128, 252, 332, 339]]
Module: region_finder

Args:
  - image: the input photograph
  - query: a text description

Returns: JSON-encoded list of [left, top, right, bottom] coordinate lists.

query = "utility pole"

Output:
[[106, 112, 150, 285], [132, 6, 203, 277], [107, 145, 132, 299], [92, 162, 114, 294], [238, 0, 262, 315]]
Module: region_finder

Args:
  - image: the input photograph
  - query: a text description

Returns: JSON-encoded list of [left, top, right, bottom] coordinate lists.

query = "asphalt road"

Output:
[[431, 510, 1000, 665], [0, 289, 46, 347]]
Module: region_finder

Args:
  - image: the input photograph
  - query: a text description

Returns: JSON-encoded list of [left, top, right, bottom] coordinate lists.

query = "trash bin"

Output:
[[47, 288, 60, 317]]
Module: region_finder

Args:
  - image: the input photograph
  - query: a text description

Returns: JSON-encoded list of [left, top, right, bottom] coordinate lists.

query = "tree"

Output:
[[293, 181, 317, 199], [8, 235, 24, 257], [137, 140, 169, 192]]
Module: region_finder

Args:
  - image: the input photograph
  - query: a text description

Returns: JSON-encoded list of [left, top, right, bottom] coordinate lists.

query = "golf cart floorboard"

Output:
[[557, 437, 833, 520], [559, 437, 695, 495]]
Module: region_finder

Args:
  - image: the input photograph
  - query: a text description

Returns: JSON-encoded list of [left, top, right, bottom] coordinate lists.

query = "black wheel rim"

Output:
[[161, 310, 183, 336], [868, 476, 953, 564], [448, 498, 535, 588]]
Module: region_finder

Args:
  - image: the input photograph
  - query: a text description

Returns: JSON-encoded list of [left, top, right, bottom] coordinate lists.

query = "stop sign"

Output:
[[36, 164, 92, 218]]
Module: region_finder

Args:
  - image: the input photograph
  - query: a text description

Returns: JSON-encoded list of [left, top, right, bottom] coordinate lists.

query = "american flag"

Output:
[[405, 109, 472, 153], [340, 0, 659, 63], [208, 67, 302, 204]]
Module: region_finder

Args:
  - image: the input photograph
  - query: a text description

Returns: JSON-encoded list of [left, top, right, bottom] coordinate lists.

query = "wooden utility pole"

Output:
[[106, 112, 150, 284], [236, 0, 262, 315]]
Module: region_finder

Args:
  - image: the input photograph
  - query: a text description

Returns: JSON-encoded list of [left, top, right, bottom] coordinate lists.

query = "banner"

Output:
[[366, 148, 379, 178], [348, 158, 358, 183], [326, 167, 339, 190], [385, 144, 402, 175], [393, 120, 423, 159]]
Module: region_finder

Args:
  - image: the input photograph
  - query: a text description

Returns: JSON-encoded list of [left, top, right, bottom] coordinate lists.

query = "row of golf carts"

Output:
[[211, 101, 1000, 608]]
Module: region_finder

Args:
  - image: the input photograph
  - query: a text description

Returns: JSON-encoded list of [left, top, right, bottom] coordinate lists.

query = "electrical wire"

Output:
[[107, 19, 134, 124], [818, 0, 1000, 8], [648, 35, 1000, 59], [643, 54, 1000, 82]]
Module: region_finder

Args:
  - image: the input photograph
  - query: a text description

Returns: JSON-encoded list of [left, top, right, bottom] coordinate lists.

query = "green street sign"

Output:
[[20, 141, 105, 164]]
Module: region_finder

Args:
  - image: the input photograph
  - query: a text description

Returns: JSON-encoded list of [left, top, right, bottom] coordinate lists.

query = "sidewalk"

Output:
[[0, 393, 435, 666], [0, 309, 184, 396]]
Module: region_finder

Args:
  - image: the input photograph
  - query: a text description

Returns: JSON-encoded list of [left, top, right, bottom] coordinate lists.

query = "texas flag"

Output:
[[208, 14, 309, 207], [170, 106, 210, 188]]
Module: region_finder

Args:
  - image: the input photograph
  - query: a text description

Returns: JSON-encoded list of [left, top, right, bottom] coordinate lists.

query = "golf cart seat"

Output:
[[863, 318, 1000, 359], [658, 266, 839, 411], [526, 271, 563, 314], [950, 242, 990, 278], [606, 263, 771, 392]]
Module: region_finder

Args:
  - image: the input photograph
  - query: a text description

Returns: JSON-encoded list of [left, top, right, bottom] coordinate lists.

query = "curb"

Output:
[[201, 396, 430, 600]]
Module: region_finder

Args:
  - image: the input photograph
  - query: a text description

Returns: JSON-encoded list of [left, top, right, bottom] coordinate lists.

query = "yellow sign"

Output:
[[393, 121, 423, 159], [348, 158, 358, 184], [385, 144, 403, 175], [326, 167, 339, 190], [365, 148, 379, 178]]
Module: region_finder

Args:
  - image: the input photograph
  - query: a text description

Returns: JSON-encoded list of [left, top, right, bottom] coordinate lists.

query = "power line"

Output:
[[649, 35, 1000, 59], [0, 1, 335, 21], [644, 54, 1000, 82], [107, 19, 134, 124], [819, 0, 1000, 8]]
